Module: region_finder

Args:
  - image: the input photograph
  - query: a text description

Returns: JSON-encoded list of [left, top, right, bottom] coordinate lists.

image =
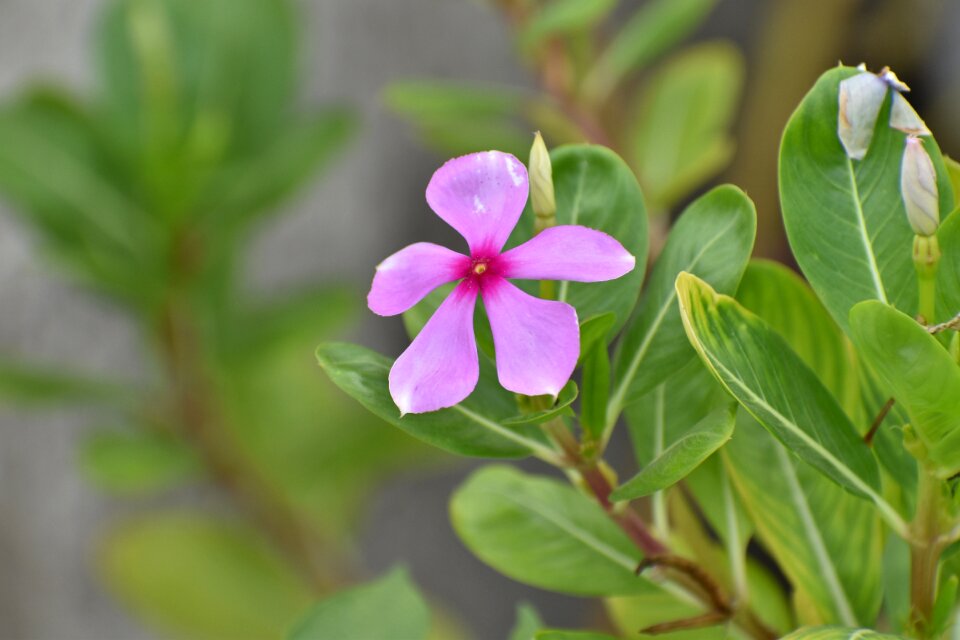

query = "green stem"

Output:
[[910, 466, 946, 637], [913, 234, 941, 325]]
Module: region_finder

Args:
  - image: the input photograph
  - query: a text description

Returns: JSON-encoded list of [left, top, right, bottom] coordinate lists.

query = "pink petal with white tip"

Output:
[[499, 225, 636, 282], [425, 151, 529, 254], [388, 281, 479, 414], [368, 242, 469, 316], [482, 278, 579, 397]]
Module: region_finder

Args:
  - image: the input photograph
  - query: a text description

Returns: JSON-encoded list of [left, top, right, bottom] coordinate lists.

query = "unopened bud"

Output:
[[529, 132, 556, 233], [901, 135, 939, 236]]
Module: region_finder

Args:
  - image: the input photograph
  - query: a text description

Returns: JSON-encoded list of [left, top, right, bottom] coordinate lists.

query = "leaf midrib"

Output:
[[844, 157, 888, 303]]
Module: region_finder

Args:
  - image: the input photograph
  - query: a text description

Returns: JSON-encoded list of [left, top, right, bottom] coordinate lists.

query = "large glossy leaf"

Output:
[[780, 628, 905, 640], [611, 404, 734, 501], [735, 260, 862, 422], [101, 514, 312, 639], [849, 301, 960, 477], [315, 343, 555, 460], [609, 185, 755, 421], [676, 273, 884, 500], [779, 66, 954, 333], [724, 265, 884, 626], [287, 568, 430, 640], [632, 42, 744, 210], [584, 0, 718, 101], [450, 465, 651, 596]]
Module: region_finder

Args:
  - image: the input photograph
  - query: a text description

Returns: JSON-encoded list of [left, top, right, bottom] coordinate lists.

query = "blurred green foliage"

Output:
[[0, 0, 434, 637], [386, 0, 742, 217]]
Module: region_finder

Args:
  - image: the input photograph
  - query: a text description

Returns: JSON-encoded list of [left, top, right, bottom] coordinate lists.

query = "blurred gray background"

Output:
[[2, 0, 959, 638]]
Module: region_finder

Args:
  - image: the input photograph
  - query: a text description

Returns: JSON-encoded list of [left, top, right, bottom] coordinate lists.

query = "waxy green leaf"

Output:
[[676, 273, 883, 499], [849, 301, 960, 477], [503, 381, 578, 426], [450, 465, 650, 596], [612, 405, 734, 501], [316, 343, 556, 460], [288, 568, 430, 640], [779, 66, 954, 332], [609, 185, 755, 421]]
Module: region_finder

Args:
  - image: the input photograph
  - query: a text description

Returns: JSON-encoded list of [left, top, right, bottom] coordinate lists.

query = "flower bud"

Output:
[[529, 132, 556, 232], [901, 135, 939, 236]]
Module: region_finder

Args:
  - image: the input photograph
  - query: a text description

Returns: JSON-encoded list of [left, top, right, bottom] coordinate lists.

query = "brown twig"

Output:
[[864, 398, 896, 446], [927, 312, 960, 334]]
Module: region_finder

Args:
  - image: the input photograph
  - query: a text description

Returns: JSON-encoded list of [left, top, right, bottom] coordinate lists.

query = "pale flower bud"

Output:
[[901, 135, 939, 236], [529, 132, 556, 232]]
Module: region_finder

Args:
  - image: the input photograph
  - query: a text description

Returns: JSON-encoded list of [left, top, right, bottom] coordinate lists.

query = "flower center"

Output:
[[473, 262, 488, 275], [467, 256, 495, 283]]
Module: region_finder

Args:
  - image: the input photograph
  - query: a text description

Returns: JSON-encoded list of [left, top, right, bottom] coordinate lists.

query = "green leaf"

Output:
[[735, 260, 862, 423], [779, 66, 955, 333], [509, 145, 649, 334], [605, 591, 723, 640], [450, 465, 651, 596], [780, 628, 905, 640], [79, 429, 200, 495], [676, 273, 886, 502], [577, 313, 617, 364], [519, 0, 618, 54], [584, 0, 718, 101], [611, 404, 734, 501], [503, 381, 578, 426], [610, 185, 756, 419], [724, 414, 883, 626], [316, 343, 556, 460], [579, 340, 610, 440], [287, 568, 431, 640], [0, 360, 129, 407], [935, 204, 960, 323], [631, 41, 744, 210], [101, 514, 312, 639], [849, 301, 960, 477], [509, 603, 544, 640]]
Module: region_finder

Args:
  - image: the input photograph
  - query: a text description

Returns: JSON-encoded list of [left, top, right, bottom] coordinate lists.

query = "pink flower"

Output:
[[368, 151, 635, 415]]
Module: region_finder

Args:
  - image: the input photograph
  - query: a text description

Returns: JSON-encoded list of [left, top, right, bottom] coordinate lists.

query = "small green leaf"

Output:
[[676, 273, 884, 500], [450, 465, 651, 596], [612, 405, 734, 501], [503, 381, 578, 426], [578, 313, 617, 364], [79, 429, 200, 495], [849, 301, 960, 477], [316, 343, 554, 460], [288, 568, 431, 640], [610, 185, 755, 416], [584, 0, 718, 100], [935, 204, 960, 324], [780, 628, 905, 640], [779, 66, 954, 332], [519, 0, 618, 54], [631, 41, 744, 210], [509, 603, 544, 640], [579, 341, 610, 440], [101, 514, 312, 640]]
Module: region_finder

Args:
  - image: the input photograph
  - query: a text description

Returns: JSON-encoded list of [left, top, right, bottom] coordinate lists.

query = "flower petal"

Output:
[[483, 278, 579, 397], [389, 281, 479, 414], [368, 242, 469, 316], [499, 225, 636, 282], [426, 151, 528, 254]]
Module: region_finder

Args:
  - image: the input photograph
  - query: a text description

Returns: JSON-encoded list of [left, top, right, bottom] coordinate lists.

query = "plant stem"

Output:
[[913, 234, 941, 325], [910, 466, 946, 637]]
